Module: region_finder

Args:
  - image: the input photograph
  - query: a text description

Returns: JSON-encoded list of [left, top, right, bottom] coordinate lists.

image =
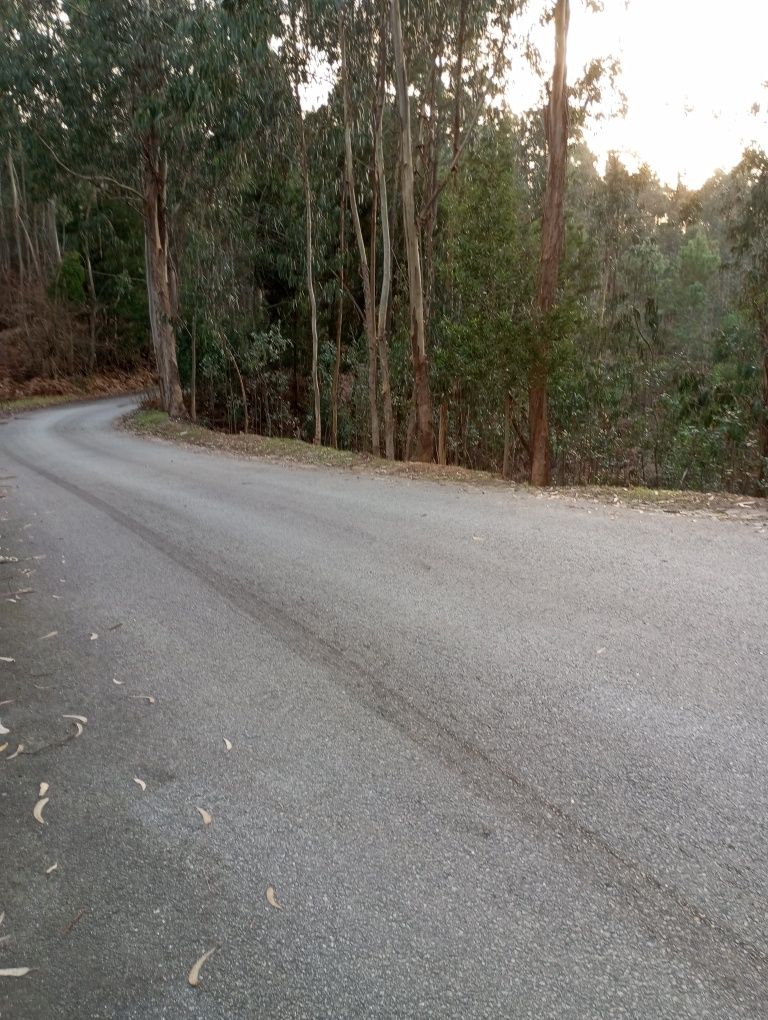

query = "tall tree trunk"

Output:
[[760, 332, 768, 486], [83, 241, 97, 370], [529, 0, 570, 487], [46, 199, 61, 271], [375, 130, 395, 460], [7, 149, 25, 287], [341, 12, 379, 455], [190, 318, 197, 423], [293, 83, 321, 445], [390, 0, 434, 462], [438, 400, 448, 465], [141, 126, 185, 416], [332, 178, 345, 449], [502, 393, 512, 479]]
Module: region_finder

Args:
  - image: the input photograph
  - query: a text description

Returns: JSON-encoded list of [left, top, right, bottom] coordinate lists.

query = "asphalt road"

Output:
[[1, 397, 767, 1019]]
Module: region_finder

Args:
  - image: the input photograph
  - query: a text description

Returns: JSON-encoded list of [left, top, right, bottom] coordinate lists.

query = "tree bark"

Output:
[[7, 149, 25, 287], [141, 125, 185, 416], [46, 199, 61, 270], [341, 12, 379, 456], [190, 318, 197, 423], [375, 129, 395, 460], [390, 0, 435, 462], [502, 393, 512, 479], [332, 178, 345, 449], [529, 0, 570, 487], [760, 334, 768, 486], [438, 401, 448, 465], [83, 240, 97, 370]]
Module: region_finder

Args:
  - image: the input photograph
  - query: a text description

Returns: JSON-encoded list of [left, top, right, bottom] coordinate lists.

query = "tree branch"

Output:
[[35, 132, 142, 201]]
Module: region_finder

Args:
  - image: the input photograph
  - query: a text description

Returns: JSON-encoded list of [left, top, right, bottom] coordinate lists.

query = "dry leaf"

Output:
[[112, 678, 124, 685], [46, 863, 58, 875], [89, 633, 98, 641], [63, 714, 87, 725], [33, 796, 49, 825], [472, 535, 485, 542], [0, 720, 9, 735], [0, 968, 31, 978], [133, 777, 146, 792], [39, 631, 58, 640], [0, 656, 15, 663], [52, 595, 62, 599], [0, 743, 7, 754], [132, 695, 155, 704], [187, 946, 217, 987], [7, 744, 23, 759], [266, 886, 282, 910], [223, 738, 232, 751], [0, 699, 14, 707], [196, 807, 212, 826], [71, 721, 83, 738], [39, 782, 49, 798], [0, 911, 4, 927]]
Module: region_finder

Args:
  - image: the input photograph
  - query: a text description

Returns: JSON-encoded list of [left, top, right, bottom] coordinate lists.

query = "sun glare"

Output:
[[511, 0, 768, 187]]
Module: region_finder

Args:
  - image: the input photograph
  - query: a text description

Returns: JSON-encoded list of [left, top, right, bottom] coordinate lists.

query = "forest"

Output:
[[1, 0, 767, 493]]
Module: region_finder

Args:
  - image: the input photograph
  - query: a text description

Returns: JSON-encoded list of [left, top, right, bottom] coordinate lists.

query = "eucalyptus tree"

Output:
[[528, 0, 570, 486], [390, 0, 522, 461], [731, 147, 768, 485], [340, 0, 395, 457]]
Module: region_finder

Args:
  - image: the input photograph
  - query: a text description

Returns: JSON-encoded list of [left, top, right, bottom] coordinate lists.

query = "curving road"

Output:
[[1, 397, 767, 1018]]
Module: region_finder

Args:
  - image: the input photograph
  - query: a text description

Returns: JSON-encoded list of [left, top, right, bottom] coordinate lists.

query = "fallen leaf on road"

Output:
[[472, 535, 485, 542], [266, 886, 282, 910], [46, 863, 58, 875], [33, 796, 49, 825], [39, 782, 49, 797], [196, 807, 212, 826], [70, 721, 83, 738], [7, 744, 23, 759], [6, 598, 17, 604], [63, 714, 87, 725], [132, 695, 155, 705], [108, 623, 123, 631], [0, 911, 4, 927], [597, 647, 606, 655], [39, 631, 58, 641], [187, 946, 217, 987], [0, 720, 9, 735], [60, 908, 86, 934], [51, 595, 61, 599], [223, 738, 232, 751], [0, 657, 15, 663], [133, 777, 146, 792], [0, 968, 31, 978], [112, 678, 124, 685], [0, 699, 15, 707], [0, 743, 7, 753], [89, 633, 98, 641]]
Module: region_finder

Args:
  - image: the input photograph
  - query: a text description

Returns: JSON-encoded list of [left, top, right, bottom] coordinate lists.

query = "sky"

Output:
[[512, 0, 768, 187]]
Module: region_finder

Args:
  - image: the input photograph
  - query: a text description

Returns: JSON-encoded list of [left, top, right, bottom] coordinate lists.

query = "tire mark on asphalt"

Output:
[[7, 446, 768, 997]]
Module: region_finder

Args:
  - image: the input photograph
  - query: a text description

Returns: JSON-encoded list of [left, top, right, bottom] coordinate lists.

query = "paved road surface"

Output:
[[1, 398, 767, 1018]]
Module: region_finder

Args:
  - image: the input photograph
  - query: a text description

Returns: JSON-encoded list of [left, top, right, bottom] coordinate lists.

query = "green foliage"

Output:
[[50, 251, 85, 304], [2, 0, 765, 492]]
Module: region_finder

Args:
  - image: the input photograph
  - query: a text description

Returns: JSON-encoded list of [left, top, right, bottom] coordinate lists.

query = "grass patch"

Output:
[[0, 393, 80, 414], [121, 409, 768, 524], [133, 409, 170, 427]]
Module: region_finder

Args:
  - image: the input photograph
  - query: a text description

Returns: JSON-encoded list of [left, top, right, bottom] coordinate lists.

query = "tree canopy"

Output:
[[2, 0, 766, 493]]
